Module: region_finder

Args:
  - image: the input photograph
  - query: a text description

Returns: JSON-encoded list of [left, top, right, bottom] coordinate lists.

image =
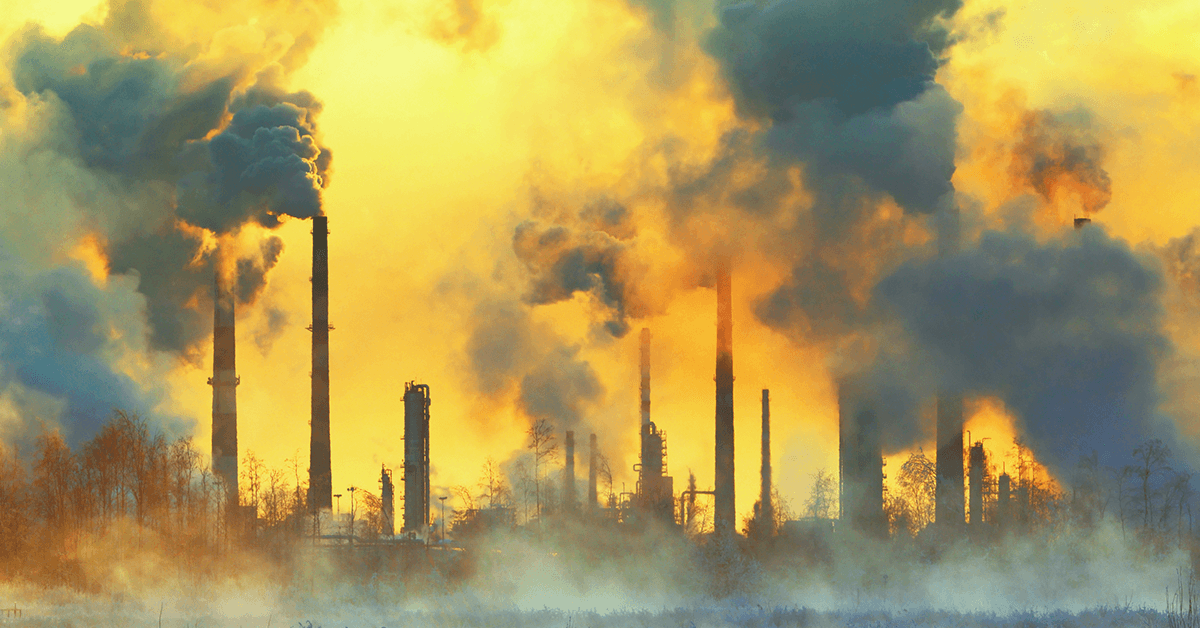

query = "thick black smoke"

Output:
[[0, 0, 333, 441], [871, 226, 1170, 471], [513, 218, 639, 338], [8, 17, 332, 354]]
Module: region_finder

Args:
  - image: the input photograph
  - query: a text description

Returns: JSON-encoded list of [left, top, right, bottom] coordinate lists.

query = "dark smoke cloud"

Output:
[[871, 226, 1170, 471], [8, 12, 332, 356], [0, 254, 190, 445], [1011, 107, 1112, 215], [704, 0, 962, 218], [513, 220, 638, 338], [518, 347, 604, 429], [464, 299, 605, 432], [0, 0, 334, 439]]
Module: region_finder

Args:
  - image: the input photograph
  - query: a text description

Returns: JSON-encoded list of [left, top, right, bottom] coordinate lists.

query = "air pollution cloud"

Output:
[[1010, 107, 1112, 216], [0, 0, 334, 441]]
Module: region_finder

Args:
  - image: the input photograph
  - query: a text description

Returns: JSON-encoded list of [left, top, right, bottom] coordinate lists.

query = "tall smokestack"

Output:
[[403, 382, 431, 534], [310, 215, 332, 512], [969, 441, 984, 524], [210, 272, 238, 504], [588, 433, 598, 510], [714, 262, 735, 537], [759, 389, 772, 531], [380, 466, 395, 537], [998, 472, 1011, 522], [564, 431, 576, 512], [936, 393, 964, 525]]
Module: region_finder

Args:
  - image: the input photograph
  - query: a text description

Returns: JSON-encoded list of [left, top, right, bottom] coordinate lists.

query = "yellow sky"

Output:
[[9, 0, 1200, 521]]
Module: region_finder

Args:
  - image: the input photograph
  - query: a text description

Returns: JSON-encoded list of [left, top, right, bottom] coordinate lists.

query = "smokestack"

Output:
[[936, 392, 964, 525], [759, 389, 772, 532], [309, 215, 332, 512], [564, 431, 576, 512], [588, 433, 598, 510], [1074, 216, 1092, 229], [210, 272, 238, 504], [403, 382, 431, 534], [714, 262, 735, 537], [969, 442, 984, 524]]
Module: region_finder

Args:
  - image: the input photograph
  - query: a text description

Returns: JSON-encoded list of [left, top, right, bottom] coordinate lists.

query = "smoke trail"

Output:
[[1010, 107, 1112, 216]]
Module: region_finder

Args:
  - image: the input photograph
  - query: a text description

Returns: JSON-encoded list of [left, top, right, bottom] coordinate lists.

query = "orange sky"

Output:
[[7, 0, 1200, 522]]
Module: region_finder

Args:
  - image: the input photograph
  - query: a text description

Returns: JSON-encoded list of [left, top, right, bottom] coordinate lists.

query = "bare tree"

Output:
[[526, 419, 558, 523], [804, 468, 836, 520], [896, 450, 937, 533]]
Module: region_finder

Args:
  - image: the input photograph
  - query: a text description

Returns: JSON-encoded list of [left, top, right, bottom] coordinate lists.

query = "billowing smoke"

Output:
[[465, 299, 605, 431], [1011, 107, 1112, 215], [513, 219, 638, 338], [871, 227, 1169, 470], [0, 0, 334, 440]]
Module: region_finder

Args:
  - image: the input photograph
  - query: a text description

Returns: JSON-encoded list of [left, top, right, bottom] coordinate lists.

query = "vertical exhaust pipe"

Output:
[[759, 389, 772, 532], [210, 272, 238, 505], [714, 262, 735, 537], [564, 431, 576, 512], [309, 215, 332, 512], [588, 433, 598, 510]]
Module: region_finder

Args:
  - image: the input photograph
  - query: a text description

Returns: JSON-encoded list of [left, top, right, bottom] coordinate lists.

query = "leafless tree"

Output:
[[526, 419, 558, 523]]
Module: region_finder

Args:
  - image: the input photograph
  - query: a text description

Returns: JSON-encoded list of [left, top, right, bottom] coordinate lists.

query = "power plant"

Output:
[[202, 222, 1039, 553]]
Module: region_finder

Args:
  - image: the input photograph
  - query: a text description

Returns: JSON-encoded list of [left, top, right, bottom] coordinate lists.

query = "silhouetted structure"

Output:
[[209, 272, 239, 504], [637, 328, 673, 521], [381, 466, 395, 537], [588, 433, 598, 510], [310, 215, 332, 512], [936, 392, 964, 525], [714, 264, 735, 537], [969, 441, 984, 524], [403, 382, 431, 535], [564, 431, 576, 512], [839, 377, 885, 537], [759, 389, 773, 533]]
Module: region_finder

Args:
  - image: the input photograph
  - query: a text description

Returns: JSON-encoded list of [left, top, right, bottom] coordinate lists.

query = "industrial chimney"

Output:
[[998, 471, 1011, 523], [588, 433, 598, 510], [759, 389, 773, 533], [969, 441, 984, 524], [714, 263, 735, 537], [403, 382, 431, 535], [310, 215, 332, 512], [636, 329, 673, 521], [564, 430, 576, 512], [209, 272, 239, 505], [936, 393, 964, 525]]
